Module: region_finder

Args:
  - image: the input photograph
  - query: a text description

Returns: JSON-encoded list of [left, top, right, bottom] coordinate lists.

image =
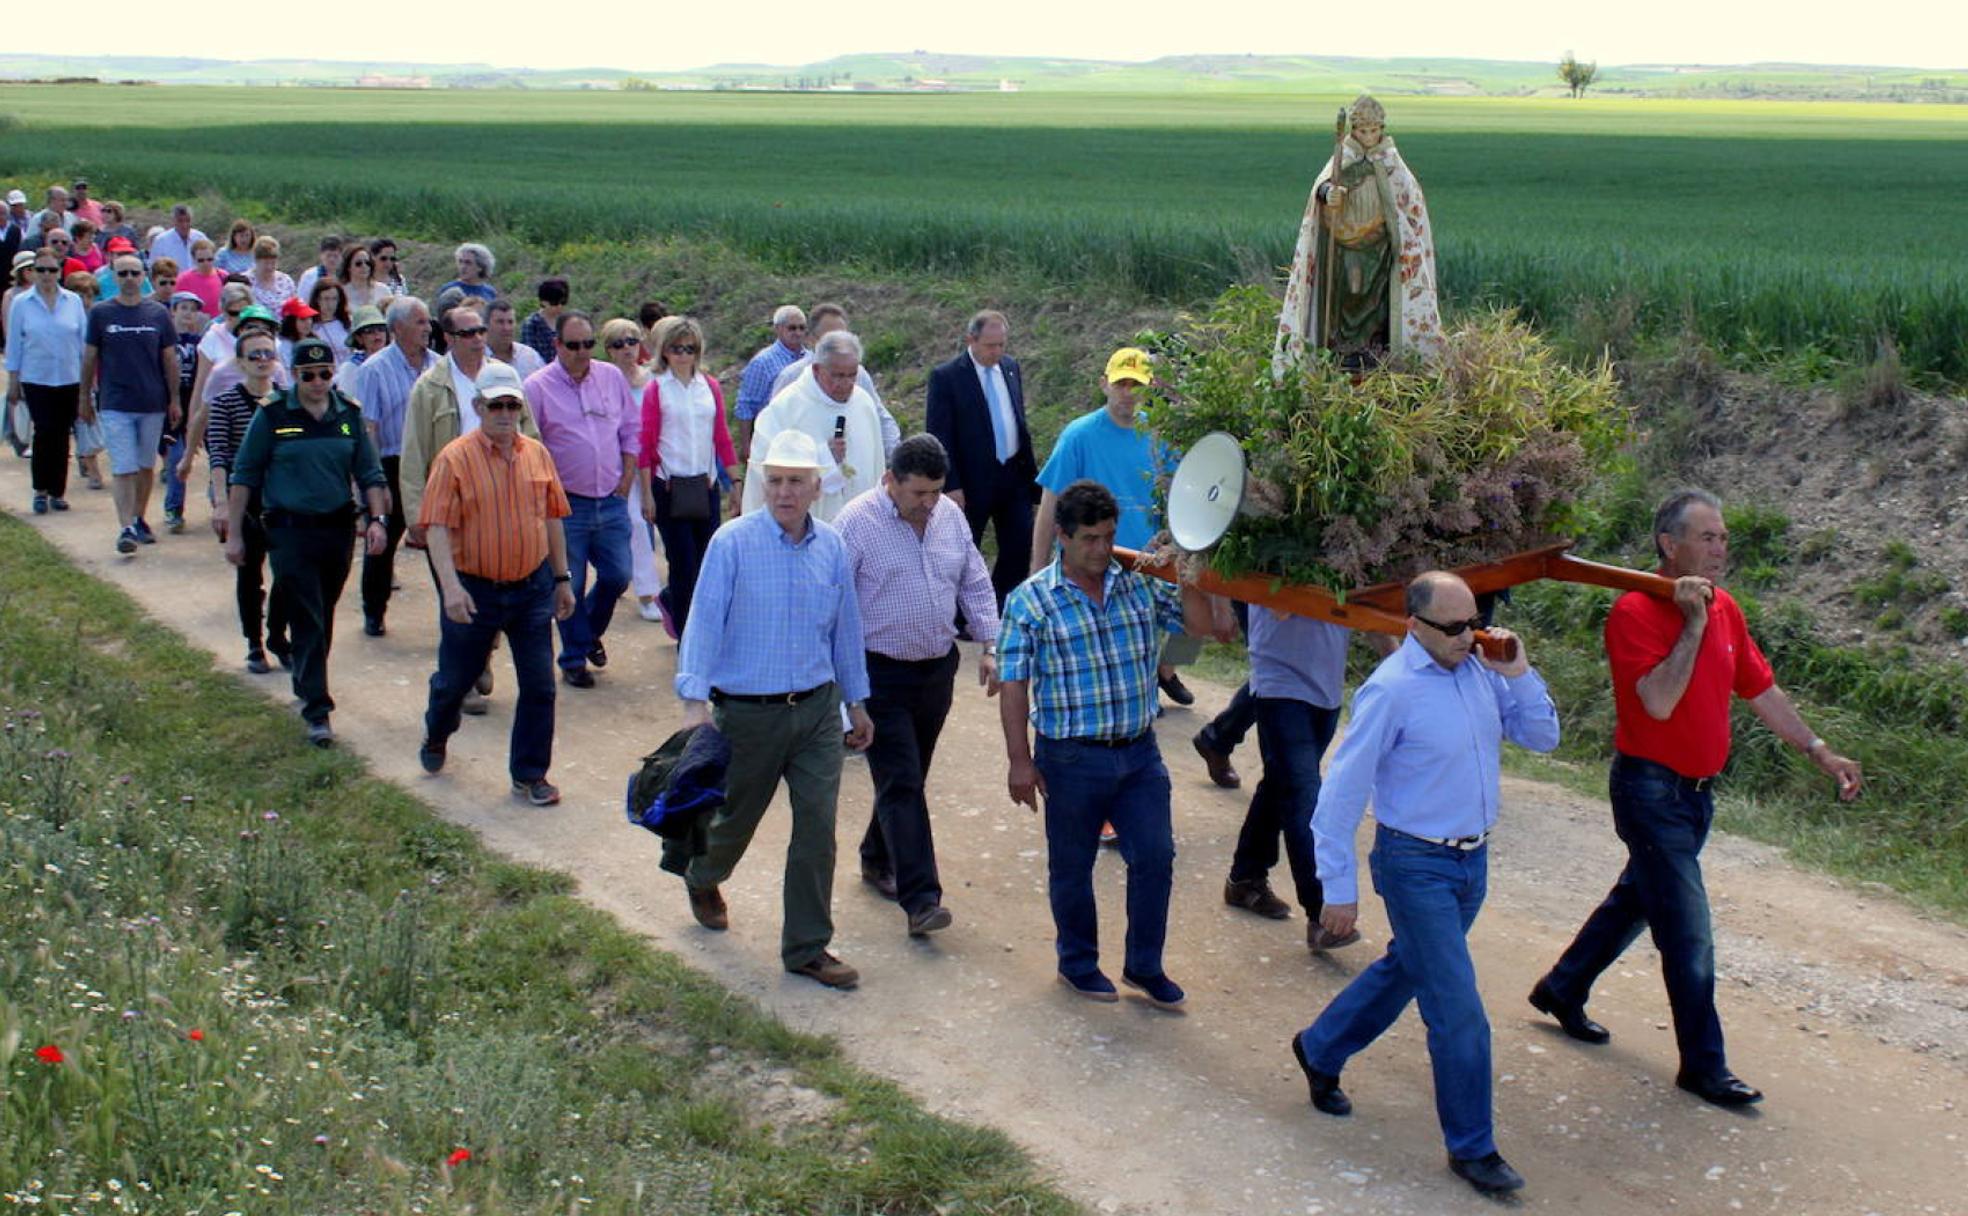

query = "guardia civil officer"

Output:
[[224, 336, 389, 746]]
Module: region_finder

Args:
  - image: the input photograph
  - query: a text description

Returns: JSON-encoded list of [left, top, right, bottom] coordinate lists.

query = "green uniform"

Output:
[[229, 388, 386, 513], [228, 388, 386, 727]]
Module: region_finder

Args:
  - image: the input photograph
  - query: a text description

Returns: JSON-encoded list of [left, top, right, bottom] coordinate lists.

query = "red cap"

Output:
[[280, 297, 319, 319], [104, 237, 137, 253]]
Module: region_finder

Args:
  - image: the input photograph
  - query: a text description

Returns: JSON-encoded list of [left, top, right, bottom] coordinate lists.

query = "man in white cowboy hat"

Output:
[[674, 427, 873, 989]]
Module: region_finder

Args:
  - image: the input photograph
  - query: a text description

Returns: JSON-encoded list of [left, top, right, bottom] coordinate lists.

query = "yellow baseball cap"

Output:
[[1104, 347, 1153, 385]]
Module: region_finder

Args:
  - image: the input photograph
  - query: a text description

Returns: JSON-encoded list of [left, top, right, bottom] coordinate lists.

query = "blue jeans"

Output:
[[1229, 697, 1338, 911], [556, 493, 632, 672], [161, 433, 187, 516], [424, 565, 558, 782], [1033, 733, 1175, 979], [1298, 826, 1495, 1161], [1544, 754, 1726, 1078]]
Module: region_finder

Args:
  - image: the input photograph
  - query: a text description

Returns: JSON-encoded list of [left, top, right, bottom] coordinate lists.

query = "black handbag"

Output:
[[665, 473, 713, 522]]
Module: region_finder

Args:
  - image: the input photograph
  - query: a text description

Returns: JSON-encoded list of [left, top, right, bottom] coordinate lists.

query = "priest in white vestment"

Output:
[[743, 329, 886, 522]]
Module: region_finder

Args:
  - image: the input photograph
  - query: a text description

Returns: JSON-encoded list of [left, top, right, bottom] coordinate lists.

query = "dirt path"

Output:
[[6, 454, 1964, 1216]]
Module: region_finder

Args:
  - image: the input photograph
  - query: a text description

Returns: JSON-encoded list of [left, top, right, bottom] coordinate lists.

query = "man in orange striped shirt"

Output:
[[416, 362, 577, 806]]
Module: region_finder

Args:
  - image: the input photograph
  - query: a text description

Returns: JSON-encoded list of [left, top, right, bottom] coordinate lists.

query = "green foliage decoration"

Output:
[[1141, 286, 1630, 594]]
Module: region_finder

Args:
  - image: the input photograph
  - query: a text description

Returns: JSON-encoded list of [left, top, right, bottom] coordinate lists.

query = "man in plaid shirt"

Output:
[[997, 479, 1234, 1010]]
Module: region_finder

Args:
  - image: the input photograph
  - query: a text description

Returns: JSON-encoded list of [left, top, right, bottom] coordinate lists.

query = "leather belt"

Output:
[[712, 685, 825, 707], [1614, 753, 1715, 792], [1062, 731, 1148, 750], [1393, 826, 1491, 851]]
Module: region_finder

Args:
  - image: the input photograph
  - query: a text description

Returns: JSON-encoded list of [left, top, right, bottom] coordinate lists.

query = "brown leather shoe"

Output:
[[687, 884, 728, 931], [790, 950, 859, 989], [1308, 922, 1362, 952], [1225, 877, 1291, 920], [907, 903, 953, 936], [1192, 733, 1241, 789], [860, 866, 898, 901]]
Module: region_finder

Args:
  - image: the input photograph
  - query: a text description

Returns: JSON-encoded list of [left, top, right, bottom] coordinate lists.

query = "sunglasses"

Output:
[[1414, 613, 1485, 637], [195, 256, 214, 263], [481, 398, 524, 411], [33, 265, 59, 273], [375, 254, 398, 262], [350, 258, 371, 268], [449, 325, 488, 339], [606, 337, 641, 351], [782, 323, 807, 332], [297, 369, 334, 383], [666, 344, 698, 355], [243, 350, 280, 362], [114, 269, 144, 278], [560, 339, 597, 351]]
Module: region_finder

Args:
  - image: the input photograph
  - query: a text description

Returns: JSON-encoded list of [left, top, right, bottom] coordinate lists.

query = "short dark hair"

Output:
[[443, 302, 482, 333], [638, 300, 668, 329], [1055, 479, 1119, 537], [318, 235, 344, 252], [554, 309, 593, 342], [889, 433, 949, 482], [537, 276, 570, 306], [965, 309, 1008, 339], [1653, 488, 1723, 561], [368, 237, 397, 256], [485, 297, 515, 320]]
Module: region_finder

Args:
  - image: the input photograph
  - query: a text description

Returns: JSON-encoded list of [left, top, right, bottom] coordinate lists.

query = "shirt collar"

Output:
[[1400, 632, 1463, 675], [764, 510, 817, 548]]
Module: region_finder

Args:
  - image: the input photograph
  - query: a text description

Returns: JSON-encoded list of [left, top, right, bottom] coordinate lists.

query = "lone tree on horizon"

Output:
[[1559, 51, 1599, 99]]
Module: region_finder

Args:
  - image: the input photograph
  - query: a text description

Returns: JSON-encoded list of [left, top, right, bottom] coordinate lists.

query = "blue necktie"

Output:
[[982, 366, 1013, 462]]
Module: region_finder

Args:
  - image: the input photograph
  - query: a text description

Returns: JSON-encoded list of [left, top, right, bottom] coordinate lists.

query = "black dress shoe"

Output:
[[363, 614, 386, 637], [1529, 978, 1610, 1044], [861, 866, 898, 901], [587, 642, 608, 669], [1157, 671, 1195, 706], [1290, 1034, 1351, 1116], [418, 737, 446, 774], [1676, 1070, 1763, 1107], [245, 648, 271, 674], [1449, 1151, 1526, 1194], [562, 666, 595, 689]]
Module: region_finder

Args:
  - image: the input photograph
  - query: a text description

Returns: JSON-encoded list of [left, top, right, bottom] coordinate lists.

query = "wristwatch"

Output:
[[553, 574, 572, 584]]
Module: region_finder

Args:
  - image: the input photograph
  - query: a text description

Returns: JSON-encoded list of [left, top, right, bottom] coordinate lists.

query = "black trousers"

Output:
[[961, 471, 1035, 609], [858, 647, 960, 913], [236, 511, 291, 653], [24, 382, 80, 498], [268, 519, 355, 726], [360, 455, 406, 622]]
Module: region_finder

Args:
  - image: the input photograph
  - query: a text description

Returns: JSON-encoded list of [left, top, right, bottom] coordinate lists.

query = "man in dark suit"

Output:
[[925, 310, 1036, 607]]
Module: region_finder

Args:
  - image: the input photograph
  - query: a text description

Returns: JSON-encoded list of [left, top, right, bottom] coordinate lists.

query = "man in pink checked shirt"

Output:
[[835, 434, 1000, 937], [524, 310, 641, 689]]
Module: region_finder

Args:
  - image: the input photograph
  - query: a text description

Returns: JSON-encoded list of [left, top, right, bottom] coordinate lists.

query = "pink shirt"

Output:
[[176, 269, 226, 316], [524, 358, 641, 498], [835, 486, 999, 661]]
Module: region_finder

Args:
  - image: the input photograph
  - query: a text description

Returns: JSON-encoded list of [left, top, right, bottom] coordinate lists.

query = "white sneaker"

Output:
[[637, 599, 664, 622]]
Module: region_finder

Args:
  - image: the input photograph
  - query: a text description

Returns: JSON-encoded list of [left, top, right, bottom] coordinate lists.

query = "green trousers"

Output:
[[687, 685, 844, 969]]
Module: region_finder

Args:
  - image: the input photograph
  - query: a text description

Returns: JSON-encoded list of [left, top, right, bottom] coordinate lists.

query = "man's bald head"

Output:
[[1406, 571, 1479, 668]]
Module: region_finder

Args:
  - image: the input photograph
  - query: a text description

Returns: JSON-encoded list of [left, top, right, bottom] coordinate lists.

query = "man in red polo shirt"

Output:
[[1529, 489, 1862, 1108]]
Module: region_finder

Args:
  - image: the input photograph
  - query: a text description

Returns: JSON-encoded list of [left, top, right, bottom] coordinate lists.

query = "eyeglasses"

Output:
[[665, 344, 698, 355], [782, 323, 806, 332], [297, 369, 334, 383], [449, 325, 488, 339], [350, 258, 371, 268], [33, 265, 59, 274], [1414, 613, 1485, 637], [243, 350, 280, 362], [606, 338, 640, 351], [560, 339, 597, 351], [114, 269, 144, 278]]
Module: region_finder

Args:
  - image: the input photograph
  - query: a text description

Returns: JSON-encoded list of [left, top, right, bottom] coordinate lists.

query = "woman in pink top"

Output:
[[175, 239, 227, 315], [635, 316, 738, 640]]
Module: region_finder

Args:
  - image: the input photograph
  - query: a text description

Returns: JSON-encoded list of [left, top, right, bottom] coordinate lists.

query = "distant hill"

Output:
[[2, 50, 1963, 102]]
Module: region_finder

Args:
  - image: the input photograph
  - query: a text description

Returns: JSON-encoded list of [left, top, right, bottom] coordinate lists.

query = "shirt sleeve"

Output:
[[1730, 602, 1777, 700], [1036, 424, 1081, 495], [831, 543, 871, 704], [735, 355, 774, 421], [1312, 677, 1398, 906], [350, 405, 387, 491], [615, 375, 642, 458], [1152, 578, 1185, 635], [1494, 667, 1562, 753], [956, 533, 1001, 644], [996, 587, 1039, 684], [3, 297, 21, 374], [1602, 593, 1672, 697], [417, 448, 463, 531], [83, 302, 105, 349], [228, 407, 274, 491], [674, 528, 736, 702]]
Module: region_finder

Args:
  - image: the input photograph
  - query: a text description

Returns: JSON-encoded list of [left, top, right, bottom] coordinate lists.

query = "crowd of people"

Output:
[[1, 190, 1873, 1197]]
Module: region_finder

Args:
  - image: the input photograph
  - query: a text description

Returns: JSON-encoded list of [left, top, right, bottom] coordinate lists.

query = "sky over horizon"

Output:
[[18, 0, 1967, 74]]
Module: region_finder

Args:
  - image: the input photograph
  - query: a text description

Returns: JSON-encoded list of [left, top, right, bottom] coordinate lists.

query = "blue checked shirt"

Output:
[[1312, 635, 1561, 904], [675, 509, 871, 704], [998, 559, 1185, 742], [734, 339, 804, 422], [353, 342, 438, 458]]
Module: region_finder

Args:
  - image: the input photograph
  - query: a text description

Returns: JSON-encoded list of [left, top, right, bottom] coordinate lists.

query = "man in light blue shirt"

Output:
[[1291, 572, 1558, 1198], [672, 428, 873, 991], [353, 296, 438, 636]]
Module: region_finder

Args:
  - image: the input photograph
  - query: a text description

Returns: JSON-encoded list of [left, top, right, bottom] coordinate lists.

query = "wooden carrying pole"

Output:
[[1116, 544, 1677, 663], [1318, 107, 1347, 351]]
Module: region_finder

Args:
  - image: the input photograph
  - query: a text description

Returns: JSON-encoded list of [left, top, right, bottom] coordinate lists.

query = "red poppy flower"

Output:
[[35, 1044, 65, 1064], [445, 1148, 471, 1167], [187, 1029, 205, 1041]]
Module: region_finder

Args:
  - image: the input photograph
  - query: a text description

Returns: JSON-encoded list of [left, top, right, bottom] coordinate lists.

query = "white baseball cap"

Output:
[[5, 190, 27, 206], [474, 361, 527, 402], [763, 428, 822, 470]]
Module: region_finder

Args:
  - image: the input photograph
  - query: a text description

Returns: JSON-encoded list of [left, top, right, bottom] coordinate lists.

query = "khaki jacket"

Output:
[[399, 355, 538, 525]]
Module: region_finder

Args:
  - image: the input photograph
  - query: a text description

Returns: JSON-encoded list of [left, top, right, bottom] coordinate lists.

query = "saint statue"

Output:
[[1274, 95, 1444, 374]]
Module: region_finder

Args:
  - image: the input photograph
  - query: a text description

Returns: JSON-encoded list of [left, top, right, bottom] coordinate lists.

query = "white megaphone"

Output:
[[1166, 431, 1248, 553]]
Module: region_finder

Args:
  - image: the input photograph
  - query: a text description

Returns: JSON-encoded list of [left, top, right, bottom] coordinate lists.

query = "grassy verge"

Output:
[[0, 514, 1075, 1215]]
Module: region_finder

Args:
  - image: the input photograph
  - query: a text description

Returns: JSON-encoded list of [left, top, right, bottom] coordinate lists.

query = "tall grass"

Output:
[[4, 99, 1965, 378]]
